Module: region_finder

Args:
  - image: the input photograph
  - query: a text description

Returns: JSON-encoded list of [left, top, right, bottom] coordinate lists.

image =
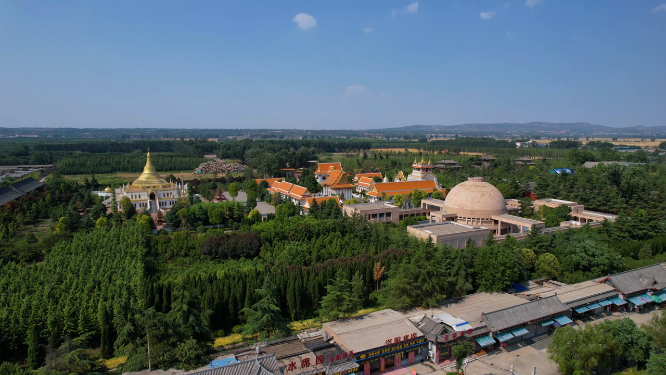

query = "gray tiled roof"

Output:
[[482, 296, 568, 332], [191, 355, 281, 375], [0, 178, 44, 205], [414, 315, 447, 341], [608, 264, 666, 295]]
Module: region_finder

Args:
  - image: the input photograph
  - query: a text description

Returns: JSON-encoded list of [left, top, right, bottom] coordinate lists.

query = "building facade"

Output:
[[107, 151, 187, 213]]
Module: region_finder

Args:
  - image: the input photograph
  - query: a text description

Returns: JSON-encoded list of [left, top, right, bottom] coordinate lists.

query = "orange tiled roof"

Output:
[[267, 181, 312, 199], [288, 185, 310, 198], [315, 162, 342, 175], [356, 177, 374, 188], [255, 178, 283, 185], [321, 170, 354, 190], [303, 196, 340, 210], [353, 172, 382, 181], [367, 180, 438, 197]]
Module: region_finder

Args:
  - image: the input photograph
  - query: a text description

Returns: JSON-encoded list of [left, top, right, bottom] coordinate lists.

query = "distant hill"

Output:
[[377, 122, 666, 136]]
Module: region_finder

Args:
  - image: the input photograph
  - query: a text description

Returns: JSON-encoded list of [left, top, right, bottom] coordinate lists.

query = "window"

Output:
[[379, 213, 385, 218], [371, 213, 378, 219], [386, 212, 392, 218]]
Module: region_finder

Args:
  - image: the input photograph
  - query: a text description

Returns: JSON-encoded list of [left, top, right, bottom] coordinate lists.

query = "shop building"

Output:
[[515, 279, 623, 318], [603, 264, 666, 309], [323, 309, 428, 374], [481, 296, 573, 346]]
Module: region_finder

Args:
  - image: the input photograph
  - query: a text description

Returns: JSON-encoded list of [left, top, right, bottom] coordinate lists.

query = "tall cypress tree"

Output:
[[98, 301, 112, 359], [26, 324, 42, 370]]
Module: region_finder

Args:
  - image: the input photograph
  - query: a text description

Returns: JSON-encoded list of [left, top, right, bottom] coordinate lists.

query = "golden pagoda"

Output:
[[131, 150, 172, 189], [108, 150, 187, 213]]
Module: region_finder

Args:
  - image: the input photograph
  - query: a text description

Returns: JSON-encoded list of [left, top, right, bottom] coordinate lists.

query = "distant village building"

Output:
[[435, 159, 461, 171], [514, 156, 536, 166], [582, 161, 645, 168], [105, 151, 187, 213]]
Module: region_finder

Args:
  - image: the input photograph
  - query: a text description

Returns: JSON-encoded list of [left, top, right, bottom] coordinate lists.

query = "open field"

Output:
[[63, 171, 245, 186], [371, 148, 426, 153], [64, 171, 199, 186]]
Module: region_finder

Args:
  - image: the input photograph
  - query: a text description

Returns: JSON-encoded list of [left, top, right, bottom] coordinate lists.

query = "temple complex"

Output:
[[105, 151, 188, 213]]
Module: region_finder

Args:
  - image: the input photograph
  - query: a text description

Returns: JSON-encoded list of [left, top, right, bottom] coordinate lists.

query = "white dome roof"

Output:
[[443, 177, 507, 217]]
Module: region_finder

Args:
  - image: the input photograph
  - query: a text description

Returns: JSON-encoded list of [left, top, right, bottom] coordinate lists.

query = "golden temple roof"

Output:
[[131, 150, 172, 189]]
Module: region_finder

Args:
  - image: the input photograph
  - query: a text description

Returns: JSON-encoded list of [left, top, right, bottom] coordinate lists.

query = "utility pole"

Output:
[[147, 333, 152, 371], [533, 367, 537, 375]]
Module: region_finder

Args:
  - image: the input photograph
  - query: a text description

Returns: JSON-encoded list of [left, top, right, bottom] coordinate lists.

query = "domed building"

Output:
[[420, 177, 545, 237], [101, 151, 187, 213], [441, 177, 508, 231]]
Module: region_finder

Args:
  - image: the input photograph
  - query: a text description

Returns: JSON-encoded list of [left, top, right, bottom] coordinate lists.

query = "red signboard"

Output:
[[408, 351, 415, 364]]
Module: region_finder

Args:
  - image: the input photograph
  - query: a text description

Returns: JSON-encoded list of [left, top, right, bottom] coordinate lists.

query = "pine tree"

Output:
[[319, 269, 360, 321], [26, 324, 42, 370], [98, 302, 112, 359], [240, 275, 288, 339]]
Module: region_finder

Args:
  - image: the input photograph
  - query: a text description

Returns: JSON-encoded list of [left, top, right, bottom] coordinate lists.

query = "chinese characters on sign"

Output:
[[285, 351, 355, 372], [385, 332, 418, 346]]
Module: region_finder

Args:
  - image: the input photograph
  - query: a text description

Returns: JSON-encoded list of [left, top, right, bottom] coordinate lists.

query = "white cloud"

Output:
[[363, 24, 374, 33], [525, 0, 543, 9], [392, 2, 419, 17], [480, 11, 496, 20], [406, 2, 419, 13], [292, 13, 317, 30], [343, 85, 368, 99], [652, 4, 666, 13], [504, 2, 511, 9]]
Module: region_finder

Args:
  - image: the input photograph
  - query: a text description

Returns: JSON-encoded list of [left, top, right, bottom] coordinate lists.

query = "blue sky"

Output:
[[0, 1, 665, 129]]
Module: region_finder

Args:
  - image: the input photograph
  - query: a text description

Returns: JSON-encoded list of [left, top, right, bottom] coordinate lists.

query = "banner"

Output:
[[408, 351, 415, 365], [380, 358, 385, 373]]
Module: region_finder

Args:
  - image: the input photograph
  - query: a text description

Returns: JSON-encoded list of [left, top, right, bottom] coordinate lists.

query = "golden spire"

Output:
[[131, 149, 170, 189]]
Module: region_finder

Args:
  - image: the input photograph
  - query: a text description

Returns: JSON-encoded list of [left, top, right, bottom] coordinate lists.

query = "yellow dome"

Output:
[[104, 187, 112, 193], [443, 177, 507, 217], [131, 151, 172, 189]]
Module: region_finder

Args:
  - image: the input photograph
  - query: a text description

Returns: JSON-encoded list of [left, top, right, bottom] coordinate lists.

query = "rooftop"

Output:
[[323, 309, 421, 353], [523, 280, 618, 306], [190, 354, 280, 375], [607, 264, 666, 295], [367, 180, 438, 196], [344, 202, 398, 210], [491, 214, 545, 227], [482, 296, 568, 332], [437, 292, 529, 329], [409, 222, 486, 236]]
